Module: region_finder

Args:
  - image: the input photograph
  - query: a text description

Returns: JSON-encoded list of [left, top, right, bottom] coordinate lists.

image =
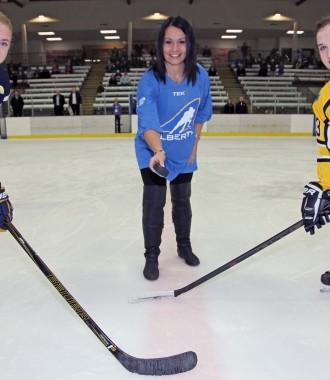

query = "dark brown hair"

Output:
[[153, 16, 198, 85], [315, 14, 330, 36]]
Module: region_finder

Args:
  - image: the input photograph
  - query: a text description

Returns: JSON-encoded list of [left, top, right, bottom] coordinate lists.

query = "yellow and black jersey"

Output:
[[313, 80, 330, 189]]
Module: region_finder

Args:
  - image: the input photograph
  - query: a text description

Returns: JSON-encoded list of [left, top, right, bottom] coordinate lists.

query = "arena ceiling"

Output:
[[0, 0, 325, 44]]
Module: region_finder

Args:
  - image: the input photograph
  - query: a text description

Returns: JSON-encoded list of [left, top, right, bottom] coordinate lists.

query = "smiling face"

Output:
[[0, 21, 11, 64], [163, 25, 187, 69], [316, 23, 330, 70]]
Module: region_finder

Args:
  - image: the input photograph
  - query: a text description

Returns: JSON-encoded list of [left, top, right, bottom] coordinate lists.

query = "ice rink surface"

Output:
[[1, 136, 330, 380]]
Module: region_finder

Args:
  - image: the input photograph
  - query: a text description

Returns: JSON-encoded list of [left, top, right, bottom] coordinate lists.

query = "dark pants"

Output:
[[115, 115, 121, 133], [71, 104, 80, 115], [54, 106, 64, 116], [140, 168, 193, 187], [13, 108, 23, 117]]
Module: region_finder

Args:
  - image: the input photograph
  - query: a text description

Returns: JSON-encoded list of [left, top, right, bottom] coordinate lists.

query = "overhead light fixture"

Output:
[[38, 31, 55, 36], [264, 13, 293, 21], [104, 36, 120, 40], [46, 37, 62, 41], [287, 30, 304, 34], [142, 12, 169, 20], [221, 35, 237, 39], [226, 29, 242, 33], [28, 15, 58, 23], [100, 30, 117, 34]]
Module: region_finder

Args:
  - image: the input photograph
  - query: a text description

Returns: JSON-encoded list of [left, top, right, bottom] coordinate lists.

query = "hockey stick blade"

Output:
[[129, 219, 304, 302], [5, 221, 197, 376]]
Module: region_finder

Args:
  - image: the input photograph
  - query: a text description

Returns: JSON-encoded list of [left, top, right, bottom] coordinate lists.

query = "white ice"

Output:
[[1, 136, 330, 380]]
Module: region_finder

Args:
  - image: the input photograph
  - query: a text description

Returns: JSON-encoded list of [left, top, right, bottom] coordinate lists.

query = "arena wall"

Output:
[[4, 114, 313, 138]]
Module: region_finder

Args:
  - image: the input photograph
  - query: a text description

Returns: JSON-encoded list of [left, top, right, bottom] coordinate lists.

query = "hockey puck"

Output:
[[153, 163, 169, 178]]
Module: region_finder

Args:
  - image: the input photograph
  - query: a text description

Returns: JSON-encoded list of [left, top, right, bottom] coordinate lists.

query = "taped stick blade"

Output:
[[128, 290, 175, 303]]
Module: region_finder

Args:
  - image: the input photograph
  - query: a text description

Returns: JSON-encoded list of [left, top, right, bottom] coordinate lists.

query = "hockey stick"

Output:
[[129, 219, 304, 303], [5, 221, 197, 376]]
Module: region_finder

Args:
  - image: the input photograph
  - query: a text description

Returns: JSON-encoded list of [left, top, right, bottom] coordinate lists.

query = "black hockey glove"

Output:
[[0, 184, 13, 232], [301, 182, 330, 235]]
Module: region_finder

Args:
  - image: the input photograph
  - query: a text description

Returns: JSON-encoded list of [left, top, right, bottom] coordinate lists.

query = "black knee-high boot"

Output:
[[142, 185, 166, 280], [170, 182, 200, 266]]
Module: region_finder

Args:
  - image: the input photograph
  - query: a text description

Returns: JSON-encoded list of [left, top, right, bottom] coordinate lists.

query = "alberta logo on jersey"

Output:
[[161, 98, 200, 141]]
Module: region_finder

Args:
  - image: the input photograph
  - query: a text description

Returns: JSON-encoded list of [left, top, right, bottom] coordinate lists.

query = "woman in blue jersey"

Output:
[[0, 11, 13, 232], [134, 16, 212, 280], [300, 15, 330, 291]]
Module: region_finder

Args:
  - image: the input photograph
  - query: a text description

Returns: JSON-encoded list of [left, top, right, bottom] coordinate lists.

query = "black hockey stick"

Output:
[[5, 221, 197, 376], [129, 219, 304, 302]]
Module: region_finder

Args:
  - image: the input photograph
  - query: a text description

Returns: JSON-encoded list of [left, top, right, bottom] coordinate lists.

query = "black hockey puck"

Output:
[[153, 163, 169, 178]]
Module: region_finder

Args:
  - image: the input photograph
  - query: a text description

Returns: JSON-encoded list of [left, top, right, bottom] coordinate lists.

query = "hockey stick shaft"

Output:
[[174, 219, 304, 297], [130, 219, 304, 302], [5, 221, 197, 376]]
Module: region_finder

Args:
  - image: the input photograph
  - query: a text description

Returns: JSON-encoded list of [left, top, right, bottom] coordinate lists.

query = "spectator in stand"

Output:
[[137, 56, 147, 68], [114, 70, 122, 84], [134, 41, 144, 57], [269, 58, 276, 76], [235, 95, 248, 114], [244, 53, 254, 68], [208, 64, 218, 77], [33, 65, 41, 78], [258, 58, 268, 77], [106, 59, 116, 73], [202, 45, 211, 57], [108, 74, 117, 86], [52, 89, 66, 116], [149, 46, 156, 59], [113, 97, 122, 133], [110, 47, 119, 62], [236, 63, 246, 77], [113, 60, 123, 72], [223, 98, 235, 114], [96, 81, 105, 95], [51, 63, 60, 75], [68, 87, 82, 115], [39, 65, 51, 79], [255, 53, 263, 65], [10, 90, 24, 117], [235, 55, 244, 69], [278, 61, 285, 76], [11, 70, 17, 88], [149, 57, 156, 67], [241, 42, 249, 61], [120, 71, 131, 86], [25, 66, 34, 80], [65, 60, 73, 74]]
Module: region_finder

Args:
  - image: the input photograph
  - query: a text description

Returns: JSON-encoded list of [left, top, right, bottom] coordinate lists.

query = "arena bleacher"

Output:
[[13, 57, 327, 117], [233, 63, 327, 113], [93, 55, 228, 115], [15, 65, 91, 116]]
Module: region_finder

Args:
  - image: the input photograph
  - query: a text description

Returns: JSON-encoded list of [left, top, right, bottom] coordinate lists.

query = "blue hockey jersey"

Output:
[[134, 64, 212, 181]]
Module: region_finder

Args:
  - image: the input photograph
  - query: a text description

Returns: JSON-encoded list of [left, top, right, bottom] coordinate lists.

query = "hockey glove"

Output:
[[0, 184, 13, 232], [301, 182, 330, 235]]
